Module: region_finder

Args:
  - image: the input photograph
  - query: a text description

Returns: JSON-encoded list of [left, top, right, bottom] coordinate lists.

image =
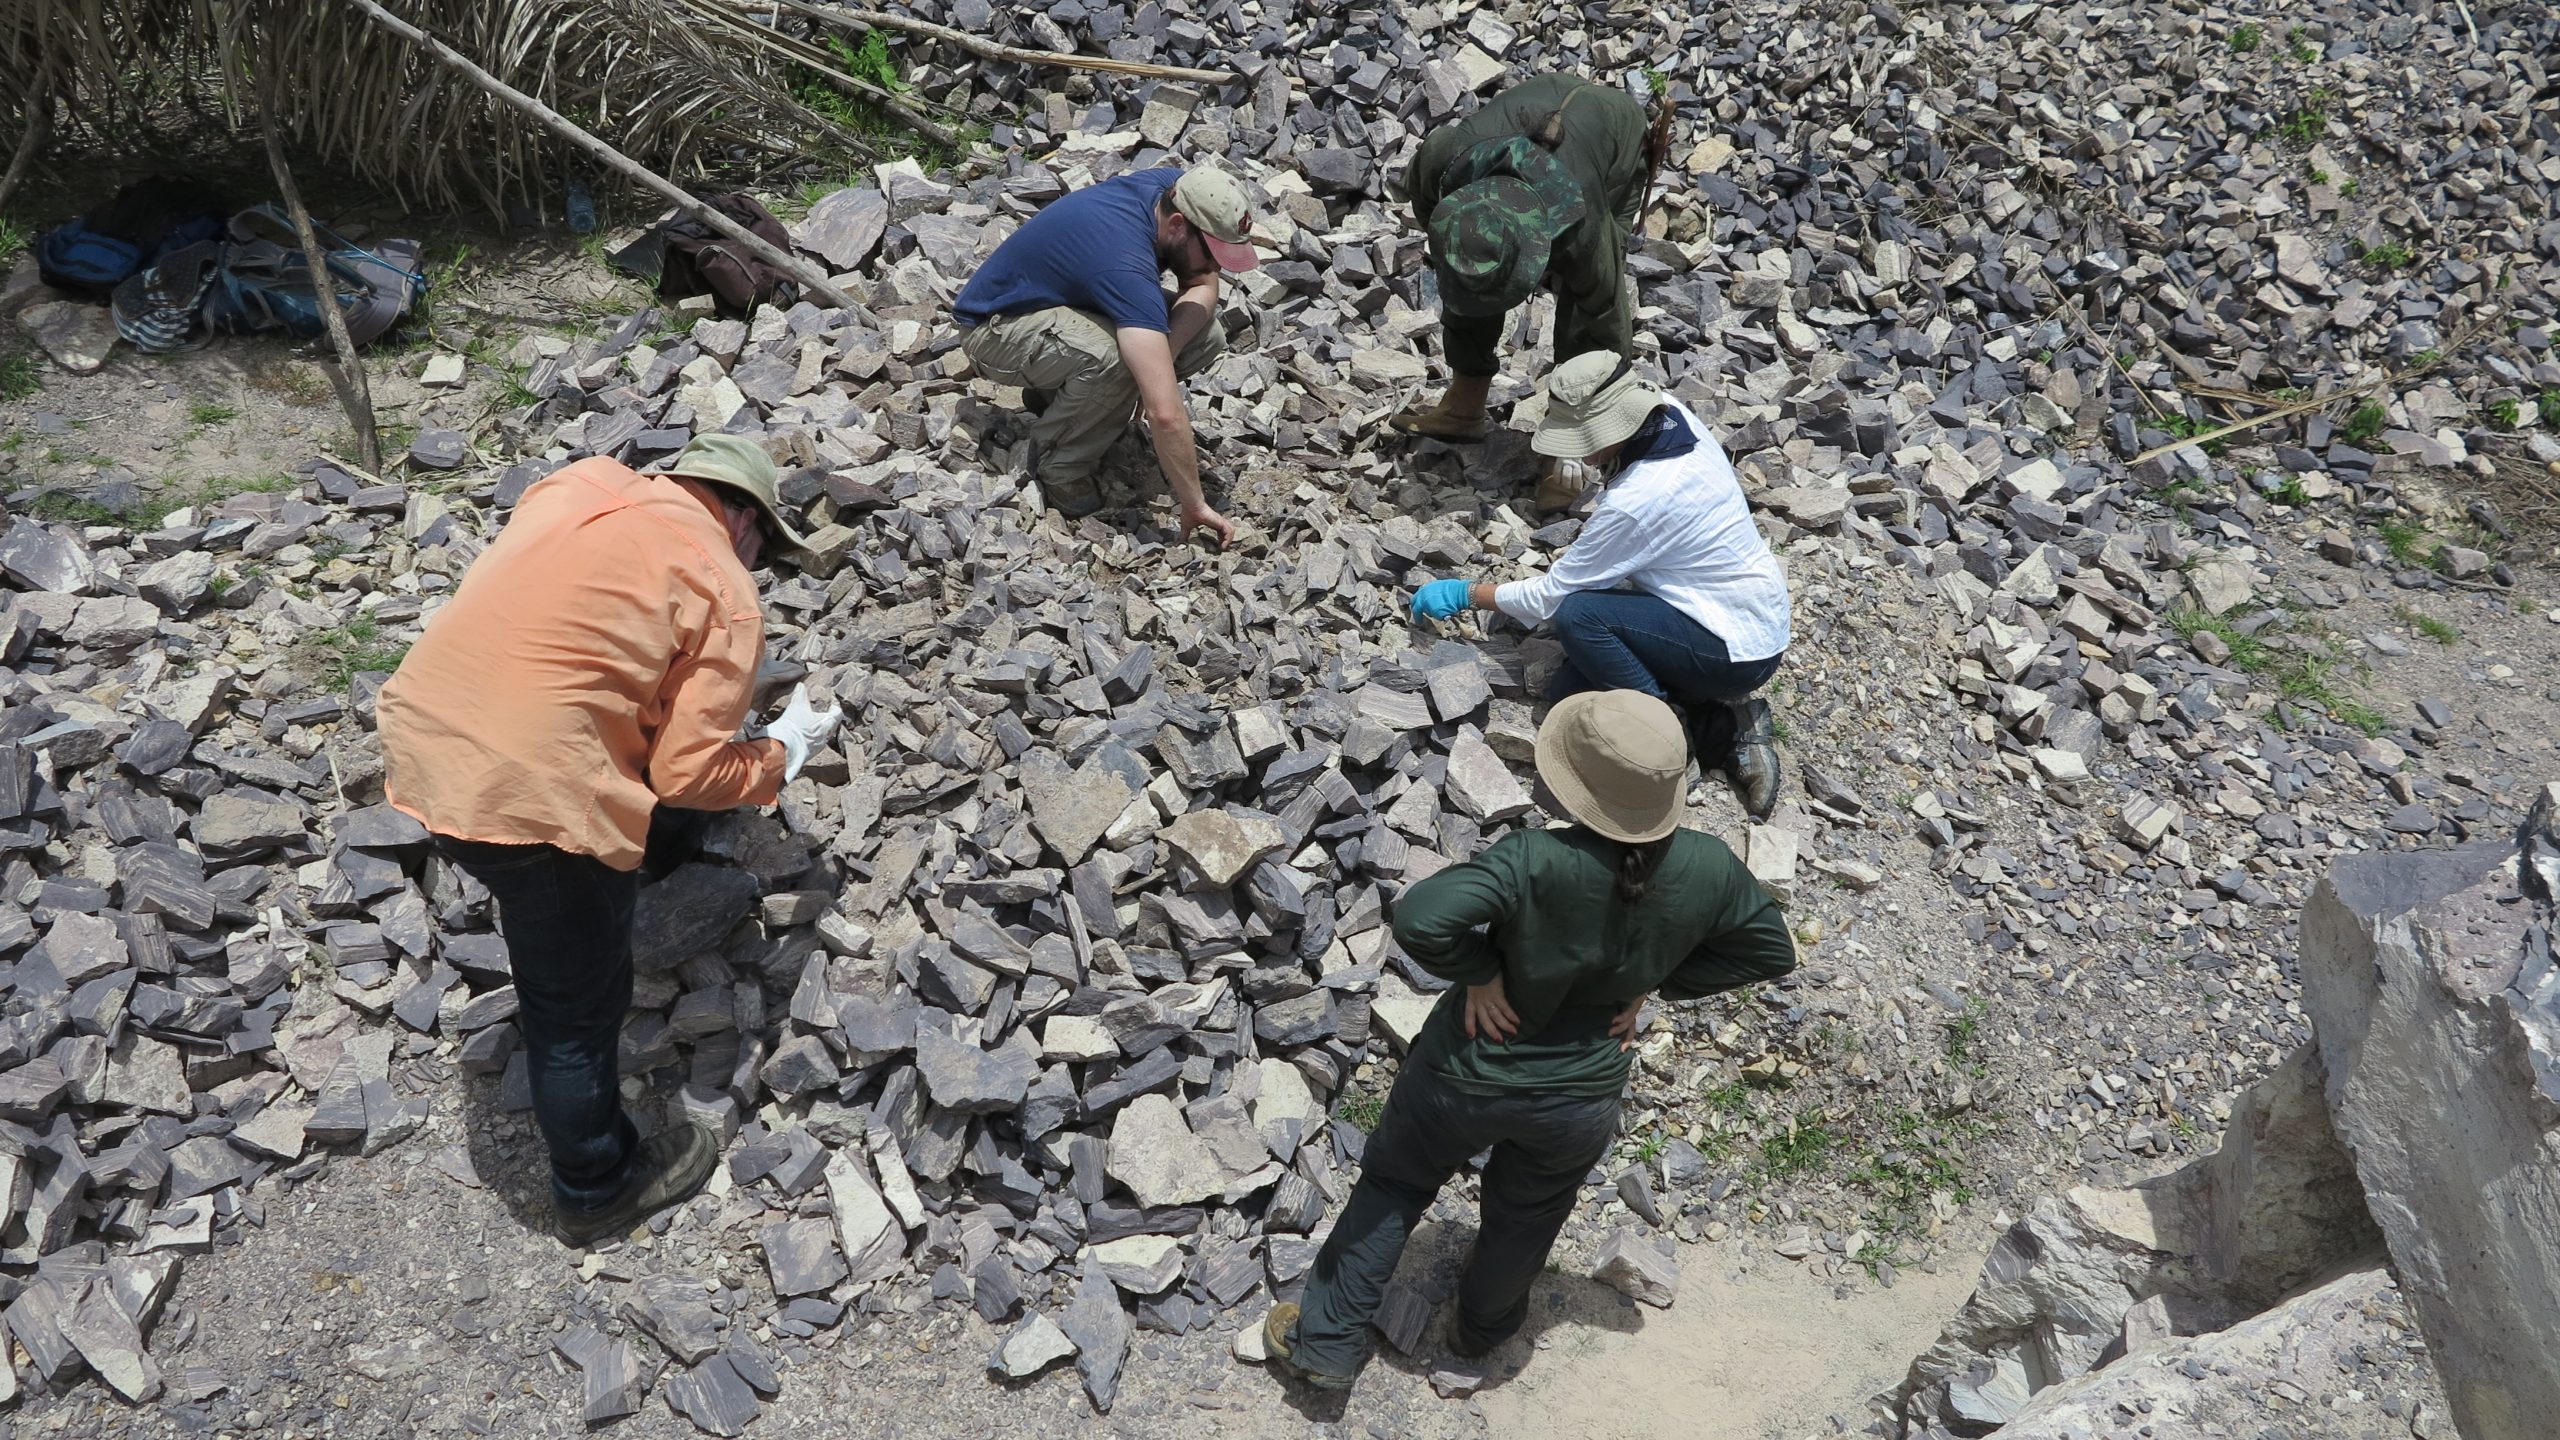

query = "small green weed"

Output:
[[2339, 178, 2361, 197], [2341, 403, 2388, 446], [2286, 26, 2320, 63], [2402, 609, 2460, 645], [2377, 518, 2429, 566], [2489, 398, 2523, 428], [2160, 412, 2230, 455], [2270, 474, 2312, 507], [2306, 166, 2328, 184], [1335, 1090, 1386, 1134], [2541, 388, 2560, 429], [0, 350, 38, 402], [295, 618, 409, 690], [2350, 239, 2416, 271], [1942, 999, 1990, 1072], [1758, 1121, 1837, 1179], [2170, 606, 2273, 673], [0, 216, 28, 270], [189, 401, 239, 427], [1768, 715, 1794, 744], [2276, 97, 2329, 148], [2229, 23, 2262, 52]]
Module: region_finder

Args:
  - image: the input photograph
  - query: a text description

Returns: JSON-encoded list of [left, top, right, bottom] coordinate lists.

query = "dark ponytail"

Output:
[[1614, 834, 1673, 903]]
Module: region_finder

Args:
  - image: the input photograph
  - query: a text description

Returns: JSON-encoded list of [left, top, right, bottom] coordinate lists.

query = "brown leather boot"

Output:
[[1387, 374, 1492, 442]]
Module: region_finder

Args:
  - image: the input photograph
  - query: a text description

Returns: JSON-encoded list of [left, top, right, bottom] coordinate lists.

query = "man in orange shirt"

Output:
[[379, 434, 840, 1245]]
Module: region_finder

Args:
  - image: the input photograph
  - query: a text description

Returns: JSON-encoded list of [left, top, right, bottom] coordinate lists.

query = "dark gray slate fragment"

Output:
[[1056, 1259, 1131, 1412], [662, 1353, 759, 1436], [914, 1026, 1032, 1114], [632, 864, 759, 973]]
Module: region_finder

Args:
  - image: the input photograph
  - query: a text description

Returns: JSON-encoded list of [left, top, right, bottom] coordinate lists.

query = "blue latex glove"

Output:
[[1410, 578, 1474, 622]]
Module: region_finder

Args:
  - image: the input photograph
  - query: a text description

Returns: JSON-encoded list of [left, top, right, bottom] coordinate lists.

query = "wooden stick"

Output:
[[339, 0, 860, 310], [0, 94, 48, 218], [673, 0, 962, 146], [257, 87, 382, 473], [758, 0, 1243, 85], [2127, 317, 2495, 467]]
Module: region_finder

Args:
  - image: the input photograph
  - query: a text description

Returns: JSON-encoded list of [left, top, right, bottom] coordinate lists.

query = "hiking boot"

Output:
[[1261, 1302, 1356, 1391], [554, 1122, 718, 1248], [1042, 472, 1104, 519], [1725, 697, 1782, 819], [1444, 1314, 1502, 1361], [1386, 398, 1490, 444], [1534, 456, 1590, 513]]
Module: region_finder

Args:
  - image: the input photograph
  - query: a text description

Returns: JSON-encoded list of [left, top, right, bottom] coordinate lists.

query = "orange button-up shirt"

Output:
[[379, 458, 784, 870]]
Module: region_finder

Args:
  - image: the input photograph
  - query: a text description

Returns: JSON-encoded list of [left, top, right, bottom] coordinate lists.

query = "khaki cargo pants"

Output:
[[962, 305, 1226, 483]]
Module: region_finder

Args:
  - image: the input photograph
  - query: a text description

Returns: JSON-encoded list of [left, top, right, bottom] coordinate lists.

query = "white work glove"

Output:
[[750, 683, 839, 783]]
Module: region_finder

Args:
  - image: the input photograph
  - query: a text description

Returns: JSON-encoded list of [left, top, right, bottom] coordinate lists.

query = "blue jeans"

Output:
[[436, 809, 710, 1212], [1547, 590, 1782, 762], [1291, 1064, 1623, 1375]]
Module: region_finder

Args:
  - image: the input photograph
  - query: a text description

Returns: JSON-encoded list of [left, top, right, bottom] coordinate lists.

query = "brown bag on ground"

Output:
[[656, 193, 802, 318]]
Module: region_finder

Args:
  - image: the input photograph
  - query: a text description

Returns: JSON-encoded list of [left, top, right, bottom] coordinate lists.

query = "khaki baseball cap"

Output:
[[667, 433, 810, 549], [1171, 167, 1261, 271], [1532, 690, 1688, 843]]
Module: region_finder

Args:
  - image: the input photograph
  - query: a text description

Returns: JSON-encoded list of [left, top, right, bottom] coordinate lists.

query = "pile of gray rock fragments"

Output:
[[4, 0, 2559, 1430]]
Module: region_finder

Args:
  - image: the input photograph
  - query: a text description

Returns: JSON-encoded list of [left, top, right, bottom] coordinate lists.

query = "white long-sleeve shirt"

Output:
[[1493, 402, 1793, 662]]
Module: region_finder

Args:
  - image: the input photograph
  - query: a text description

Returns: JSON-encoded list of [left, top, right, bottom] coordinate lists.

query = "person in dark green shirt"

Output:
[[1262, 690, 1794, 1389], [1391, 74, 1654, 509]]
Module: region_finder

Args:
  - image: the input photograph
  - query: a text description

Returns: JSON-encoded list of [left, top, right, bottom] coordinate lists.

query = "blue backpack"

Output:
[[199, 205, 427, 348], [35, 176, 229, 299]]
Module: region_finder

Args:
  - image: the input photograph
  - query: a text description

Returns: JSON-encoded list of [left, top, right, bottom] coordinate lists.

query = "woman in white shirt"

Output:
[[1410, 351, 1792, 816]]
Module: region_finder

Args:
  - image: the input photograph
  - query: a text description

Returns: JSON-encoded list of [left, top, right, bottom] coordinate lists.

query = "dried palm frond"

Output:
[[1, 0, 900, 216]]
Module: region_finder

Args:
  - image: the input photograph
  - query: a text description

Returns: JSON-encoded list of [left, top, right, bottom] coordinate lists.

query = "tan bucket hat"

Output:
[[1531, 351, 1664, 458], [1532, 689, 1688, 843], [667, 433, 810, 549]]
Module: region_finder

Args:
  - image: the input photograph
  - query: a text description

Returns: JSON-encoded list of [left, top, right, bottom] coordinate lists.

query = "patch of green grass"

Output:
[[2169, 606, 2275, 673], [2377, 518, 2430, 566], [1847, 1110, 1981, 1214], [2159, 412, 2230, 456], [2541, 388, 2560, 429], [1942, 999, 1990, 1073], [2341, 403, 2389, 446], [0, 349, 39, 403], [1768, 715, 1794, 744], [1758, 1121, 1837, 1179], [2402, 608, 2459, 645], [2306, 166, 2328, 184], [2489, 398, 2523, 428], [2340, 178, 2361, 197], [2275, 93, 2330, 148], [189, 401, 239, 427], [2286, 26, 2320, 63], [1334, 1089, 1386, 1134], [791, 33, 984, 171], [2350, 239, 2416, 271], [0, 216, 28, 270], [2229, 23, 2262, 52], [294, 617, 409, 690], [2270, 474, 2313, 507]]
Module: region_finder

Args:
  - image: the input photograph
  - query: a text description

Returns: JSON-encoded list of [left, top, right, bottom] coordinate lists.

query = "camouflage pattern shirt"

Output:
[[1405, 74, 1651, 376]]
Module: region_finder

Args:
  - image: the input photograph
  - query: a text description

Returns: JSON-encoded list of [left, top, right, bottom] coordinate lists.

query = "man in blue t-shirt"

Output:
[[955, 166, 1261, 545]]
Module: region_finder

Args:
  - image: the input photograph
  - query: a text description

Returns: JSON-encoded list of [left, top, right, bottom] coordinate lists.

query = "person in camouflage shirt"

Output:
[[1393, 74, 1652, 507]]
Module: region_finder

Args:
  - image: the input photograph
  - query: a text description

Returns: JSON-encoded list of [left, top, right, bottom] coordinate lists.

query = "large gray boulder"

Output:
[[2298, 789, 2560, 1440], [1887, 1048, 2380, 1435]]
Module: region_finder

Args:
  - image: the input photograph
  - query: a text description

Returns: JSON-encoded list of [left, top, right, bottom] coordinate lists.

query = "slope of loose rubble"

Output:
[[2, 0, 2558, 1433]]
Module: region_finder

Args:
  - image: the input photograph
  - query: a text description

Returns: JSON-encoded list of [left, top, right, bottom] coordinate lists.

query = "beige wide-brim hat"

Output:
[[1531, 350, 1665, 458], [1532, 690, 1688, 843]]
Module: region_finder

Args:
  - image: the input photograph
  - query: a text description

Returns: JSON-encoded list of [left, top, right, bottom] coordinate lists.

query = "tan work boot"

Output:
[[1387, 375, 1492, 443], [1534, 456, 1591, 513]]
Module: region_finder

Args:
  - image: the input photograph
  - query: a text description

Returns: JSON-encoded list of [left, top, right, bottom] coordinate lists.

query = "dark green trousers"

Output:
[[1290, 1062, 1622, 1375]]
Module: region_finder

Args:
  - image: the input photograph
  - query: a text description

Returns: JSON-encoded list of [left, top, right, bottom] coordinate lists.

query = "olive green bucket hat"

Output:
[[1427, 142, 1579, 318], [666, 433, 809, 549]]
